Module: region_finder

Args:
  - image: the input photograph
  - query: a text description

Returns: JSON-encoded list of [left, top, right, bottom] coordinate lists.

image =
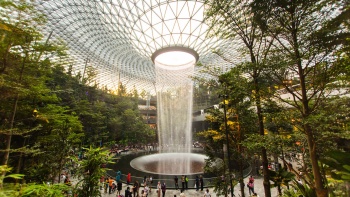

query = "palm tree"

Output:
[[268, 168, 294, 196]]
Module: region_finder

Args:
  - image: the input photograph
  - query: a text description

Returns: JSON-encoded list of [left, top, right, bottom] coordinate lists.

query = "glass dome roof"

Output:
[[35, 0, 241, 94]]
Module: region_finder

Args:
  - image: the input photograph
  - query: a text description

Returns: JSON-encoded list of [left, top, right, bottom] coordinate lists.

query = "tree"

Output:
[[30, 104, 83, 183], [0, 0, 62, 177], [198, 68, 258, 197], [204, 0, 275, 196], [251, 0, 349, 196], [73, 146, 113, 197], [269, 168, 295, 196]]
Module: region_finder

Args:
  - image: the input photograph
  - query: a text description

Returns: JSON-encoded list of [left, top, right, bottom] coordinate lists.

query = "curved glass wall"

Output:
[[35, 0, 239, 94]]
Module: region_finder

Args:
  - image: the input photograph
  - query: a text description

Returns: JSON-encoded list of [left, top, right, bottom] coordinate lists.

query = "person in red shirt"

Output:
[[247, 176, 255, 196], [127, 173, 131, 185], [249, 175, 254, 183]]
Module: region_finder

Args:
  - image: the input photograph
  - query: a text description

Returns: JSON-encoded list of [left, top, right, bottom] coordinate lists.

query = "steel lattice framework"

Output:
[[35, 0, 241, 94]]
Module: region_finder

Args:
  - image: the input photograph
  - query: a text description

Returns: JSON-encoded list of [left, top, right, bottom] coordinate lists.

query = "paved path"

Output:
[[100, 176, 278, 197]]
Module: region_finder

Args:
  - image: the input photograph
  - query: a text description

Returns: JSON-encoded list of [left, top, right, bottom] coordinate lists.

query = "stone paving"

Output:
[[100, 176, 278, 197]]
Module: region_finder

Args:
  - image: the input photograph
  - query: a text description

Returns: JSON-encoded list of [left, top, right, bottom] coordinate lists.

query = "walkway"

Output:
[[100, 176, 278, 197]]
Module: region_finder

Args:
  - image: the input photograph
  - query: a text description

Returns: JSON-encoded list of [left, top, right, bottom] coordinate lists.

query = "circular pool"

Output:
[[130, 153, 208, 175]]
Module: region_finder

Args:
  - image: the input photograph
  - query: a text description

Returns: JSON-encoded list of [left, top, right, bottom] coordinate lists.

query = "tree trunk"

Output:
[[305, 124, 328, 197], [240, 177, 245, 197], [2, 94, 19, 166], [255, 81, 271, 197], [278, 185, 282, 196], [16, 138, 26, 174], [296, 52, 328, 197], [2, 53, 27, 178]]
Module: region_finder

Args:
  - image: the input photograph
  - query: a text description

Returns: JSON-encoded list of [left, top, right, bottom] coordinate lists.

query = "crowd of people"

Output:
[[96, 171, 214, 197], [74, 144, 266, 197]]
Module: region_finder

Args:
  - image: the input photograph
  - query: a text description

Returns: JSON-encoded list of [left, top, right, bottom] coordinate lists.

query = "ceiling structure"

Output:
[[35, 0, 241, 94]]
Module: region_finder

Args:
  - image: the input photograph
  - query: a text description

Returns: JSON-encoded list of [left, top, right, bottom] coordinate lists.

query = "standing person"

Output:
[[199, 175, 204, 191], [117, 181, 122, 196], [127, 172, 131, 185], [174, 176, 179, 190], [185, 176, 188, 190], [204, 189, 211, 197], [133, 180, 140, 197], [141, 190, 147, 197], [181, 175, 185, 192], [148, 175, 153, 193], [61, 173, 66, 183], [161, 182, 166, 197], [117, 170, 122, 180], [143, 176, 147, 185], [116, 173, 121, 183], [104, 177, 109, 193], [125, 186, 132, 197], [195, 175, 199, 191], [144, 184, 150, 196], [247, 179, 255, 196], [157, 181, 161, 197], [249, 175, 254, 183], [109, 177, 115, 194]]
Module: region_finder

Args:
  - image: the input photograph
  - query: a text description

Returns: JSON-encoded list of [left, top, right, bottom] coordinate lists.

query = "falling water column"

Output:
[[153, 48, 197, 175]]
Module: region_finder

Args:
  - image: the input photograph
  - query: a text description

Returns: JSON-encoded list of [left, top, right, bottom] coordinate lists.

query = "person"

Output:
[[221, 175, 225, 183], [144, 184, 150, 196], [109, 177, 114, 194], [148, 175, 153, 192], [133, 180, 140, 197], [195, 175, 199, 191], [125, 186, 132, 197], [174, 176, 179, 190], [117, 181, 122, 196], [64, 176, 72, 186], [249, 175, 254, 183], [116, 173, 121, 183], [104, 177, 109, 193], [297, 178, 303, 185], [157, 181, 161, 197], [61, 173, 66, 183], [199, 175, 204, 191], [181, 175, 185, 192], [141, 189, 147, 197], [127, 172, 131, 185], [117, 170, 122, 179], [144, 176, 147, 185], [111, 181, 117, 193], [204, 189, 211, 197], [247, 179, 255, 196], [185, 175, 188, 190], [161, 182, 166, 197]]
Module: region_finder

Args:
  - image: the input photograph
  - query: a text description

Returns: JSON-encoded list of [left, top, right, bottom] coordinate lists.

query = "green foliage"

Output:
[[73, 146, 113, 197], [21, 183, 69, 197], [0, 165, 24, 197], [321, 150, 350, 181], [268, 168, 295, 195], [285, 180, 317, 197], [0, 0, 154, 190]]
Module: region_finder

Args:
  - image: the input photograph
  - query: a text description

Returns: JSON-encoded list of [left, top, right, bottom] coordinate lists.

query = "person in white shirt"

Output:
[[61, 173, 66, 183], [204, 189, 211, 197], [144, 185, 149, 196]]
